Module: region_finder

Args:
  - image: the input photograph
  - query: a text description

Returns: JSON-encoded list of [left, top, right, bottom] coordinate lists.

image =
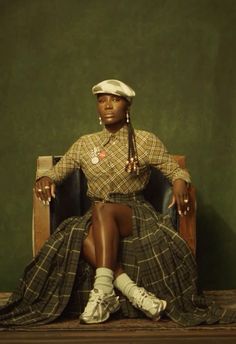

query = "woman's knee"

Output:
[[92, 202, 113, 222], [93, 201, 132, 237]]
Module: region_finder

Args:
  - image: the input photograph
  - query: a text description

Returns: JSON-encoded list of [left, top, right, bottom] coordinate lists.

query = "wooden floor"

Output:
[[0, 331, 236, 344], [0, 290, 236, 343]]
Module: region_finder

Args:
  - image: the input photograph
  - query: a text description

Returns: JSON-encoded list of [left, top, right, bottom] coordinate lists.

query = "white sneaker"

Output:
[[129, 287, 167, 320], [79, 288, 120, 324]]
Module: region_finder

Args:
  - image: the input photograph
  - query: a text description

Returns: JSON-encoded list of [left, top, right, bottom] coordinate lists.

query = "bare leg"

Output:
[[92, 203, 119, 269], [82, 202, 132, 271], [82, 224, 96, 267], [82, 225, 124, 278], [80, 202, 166, 323], [80, 202, 133, 324]]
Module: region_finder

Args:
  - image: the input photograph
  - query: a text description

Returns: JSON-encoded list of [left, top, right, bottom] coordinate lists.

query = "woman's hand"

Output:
[[34, 176, 56, 205], [168, 179, 190, 216]]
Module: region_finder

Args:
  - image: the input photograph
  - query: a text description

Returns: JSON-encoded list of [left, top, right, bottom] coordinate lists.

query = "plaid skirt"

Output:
[[0, 193, 236, 327]]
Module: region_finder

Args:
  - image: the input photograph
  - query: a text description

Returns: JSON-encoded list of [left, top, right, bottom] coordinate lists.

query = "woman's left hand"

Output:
[[168, 179, 190, 216]]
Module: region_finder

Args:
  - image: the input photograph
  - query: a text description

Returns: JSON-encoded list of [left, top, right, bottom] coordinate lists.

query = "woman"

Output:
[[1, 80, 235, 327]]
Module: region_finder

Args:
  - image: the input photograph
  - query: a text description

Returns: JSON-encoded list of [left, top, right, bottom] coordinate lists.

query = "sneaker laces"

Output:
[[133, 288, 156, 308], [131, 287, 166, 317], [83, 290, 105, 314], [83, 289, 119, 315]]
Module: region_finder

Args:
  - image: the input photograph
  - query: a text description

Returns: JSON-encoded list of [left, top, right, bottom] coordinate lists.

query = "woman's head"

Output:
[[92, 79, 135, 130]]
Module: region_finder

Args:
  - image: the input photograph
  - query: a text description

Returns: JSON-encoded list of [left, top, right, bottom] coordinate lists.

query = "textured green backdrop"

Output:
[[0, 0, 235, 291]]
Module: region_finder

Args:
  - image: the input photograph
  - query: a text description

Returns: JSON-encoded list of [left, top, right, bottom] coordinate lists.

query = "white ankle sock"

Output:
[[93, 267, 114, 294], [114, 273, 137, 299]]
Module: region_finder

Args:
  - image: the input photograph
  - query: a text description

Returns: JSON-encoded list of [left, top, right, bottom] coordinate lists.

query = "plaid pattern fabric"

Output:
[[0, 213, 91, 326], [37, 126, 191, 200], [1, 193, 236, 327], [92, 79, 136, 103]]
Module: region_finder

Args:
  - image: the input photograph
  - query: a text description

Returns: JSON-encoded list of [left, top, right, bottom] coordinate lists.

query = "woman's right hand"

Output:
[[34, 176, 56, 205]]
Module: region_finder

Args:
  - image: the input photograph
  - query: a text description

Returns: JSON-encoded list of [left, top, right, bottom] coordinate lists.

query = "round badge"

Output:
[[99, 150, 106, 159], [91, 156, 99, 164]]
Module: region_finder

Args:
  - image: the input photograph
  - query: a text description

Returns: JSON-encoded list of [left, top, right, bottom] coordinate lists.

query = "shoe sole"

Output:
[[79, 302, 120, 324]]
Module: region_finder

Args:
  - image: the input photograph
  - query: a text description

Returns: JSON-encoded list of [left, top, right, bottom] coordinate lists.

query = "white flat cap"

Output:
[[92, 79, 135, 103]]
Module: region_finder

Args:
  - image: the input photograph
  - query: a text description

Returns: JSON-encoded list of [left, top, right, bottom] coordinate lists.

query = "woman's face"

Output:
[[97, 94, 129, 129]]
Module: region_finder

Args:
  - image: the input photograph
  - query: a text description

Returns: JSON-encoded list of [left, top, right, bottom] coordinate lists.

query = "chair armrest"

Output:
[[32, 156, 53, 256], [173, 155, 197, 255], [179, 185, 196, 255]]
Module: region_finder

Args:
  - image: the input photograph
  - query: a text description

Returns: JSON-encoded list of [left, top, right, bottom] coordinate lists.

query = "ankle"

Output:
[[114, 273, 137, 299], [114, 266, 124, 279]]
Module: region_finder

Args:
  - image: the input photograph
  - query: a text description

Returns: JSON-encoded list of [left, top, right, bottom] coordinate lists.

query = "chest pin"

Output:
[[91, 147, 99, 165], [91, 156, 99, 164]]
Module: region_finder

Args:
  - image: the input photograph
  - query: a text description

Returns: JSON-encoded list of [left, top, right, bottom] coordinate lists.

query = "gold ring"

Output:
[[44, 186, 50, 190], [38, 188, 42, 192]]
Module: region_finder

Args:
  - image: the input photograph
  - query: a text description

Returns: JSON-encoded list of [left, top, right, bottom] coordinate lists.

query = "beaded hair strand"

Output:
[[125, 111, 140, 175]]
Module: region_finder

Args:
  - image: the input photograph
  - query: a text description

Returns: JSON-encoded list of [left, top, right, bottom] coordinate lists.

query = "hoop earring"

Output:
[[99, 116, 102, 125], [126, 111, 130, 123]]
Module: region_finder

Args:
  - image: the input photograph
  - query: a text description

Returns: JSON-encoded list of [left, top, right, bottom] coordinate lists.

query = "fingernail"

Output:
[[184, 211, 187, 215], [43, 201, 46, 205], [187, 207, 190, 211], [178, 210, 182, 216], [48, 197, 51, 202], [46, 201, 49, 206]]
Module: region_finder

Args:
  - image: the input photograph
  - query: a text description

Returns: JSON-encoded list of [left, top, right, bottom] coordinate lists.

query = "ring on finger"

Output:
[[44, 186, 50, 190], [38, 188, 42, 192], [184, 199, 189, 203]]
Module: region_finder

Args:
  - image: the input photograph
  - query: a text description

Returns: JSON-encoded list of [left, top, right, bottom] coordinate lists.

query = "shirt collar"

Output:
[[101, 125, 129, 146]]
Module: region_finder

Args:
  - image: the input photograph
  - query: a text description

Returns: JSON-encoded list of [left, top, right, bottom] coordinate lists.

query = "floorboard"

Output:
[[0, 290, 236, 343]]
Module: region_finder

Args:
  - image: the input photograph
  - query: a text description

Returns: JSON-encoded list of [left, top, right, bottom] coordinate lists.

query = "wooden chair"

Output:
[[32, 155, 196, 256]]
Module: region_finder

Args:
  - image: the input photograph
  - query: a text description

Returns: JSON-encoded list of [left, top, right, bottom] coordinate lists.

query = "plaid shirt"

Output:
[[38, 125, 190, 200]]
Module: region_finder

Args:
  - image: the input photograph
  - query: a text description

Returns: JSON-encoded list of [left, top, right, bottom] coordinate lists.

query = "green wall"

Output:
[[0, 0, 235, 291]]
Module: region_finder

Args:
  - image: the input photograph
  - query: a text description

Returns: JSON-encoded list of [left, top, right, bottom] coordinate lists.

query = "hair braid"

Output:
[[125, 112, 140, 175]]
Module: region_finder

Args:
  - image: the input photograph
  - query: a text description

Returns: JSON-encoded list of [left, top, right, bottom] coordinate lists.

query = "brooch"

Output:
[[91, 147, 99, 164], [91, 147, 106, 164]]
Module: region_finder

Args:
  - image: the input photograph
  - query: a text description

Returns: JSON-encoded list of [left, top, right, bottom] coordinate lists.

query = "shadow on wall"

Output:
[[196, 196, 236, 291]]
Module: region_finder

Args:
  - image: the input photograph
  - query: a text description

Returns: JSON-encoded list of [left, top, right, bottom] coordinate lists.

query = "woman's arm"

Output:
[[146, 132, 191, 216], [34, 137, 83, 203]]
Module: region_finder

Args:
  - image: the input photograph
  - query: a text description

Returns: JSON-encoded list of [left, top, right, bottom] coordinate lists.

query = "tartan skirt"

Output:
[[0, 193, 236, 327]]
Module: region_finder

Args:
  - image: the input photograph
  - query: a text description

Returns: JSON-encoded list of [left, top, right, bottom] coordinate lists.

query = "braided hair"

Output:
[[125, 110, 140, 175]]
